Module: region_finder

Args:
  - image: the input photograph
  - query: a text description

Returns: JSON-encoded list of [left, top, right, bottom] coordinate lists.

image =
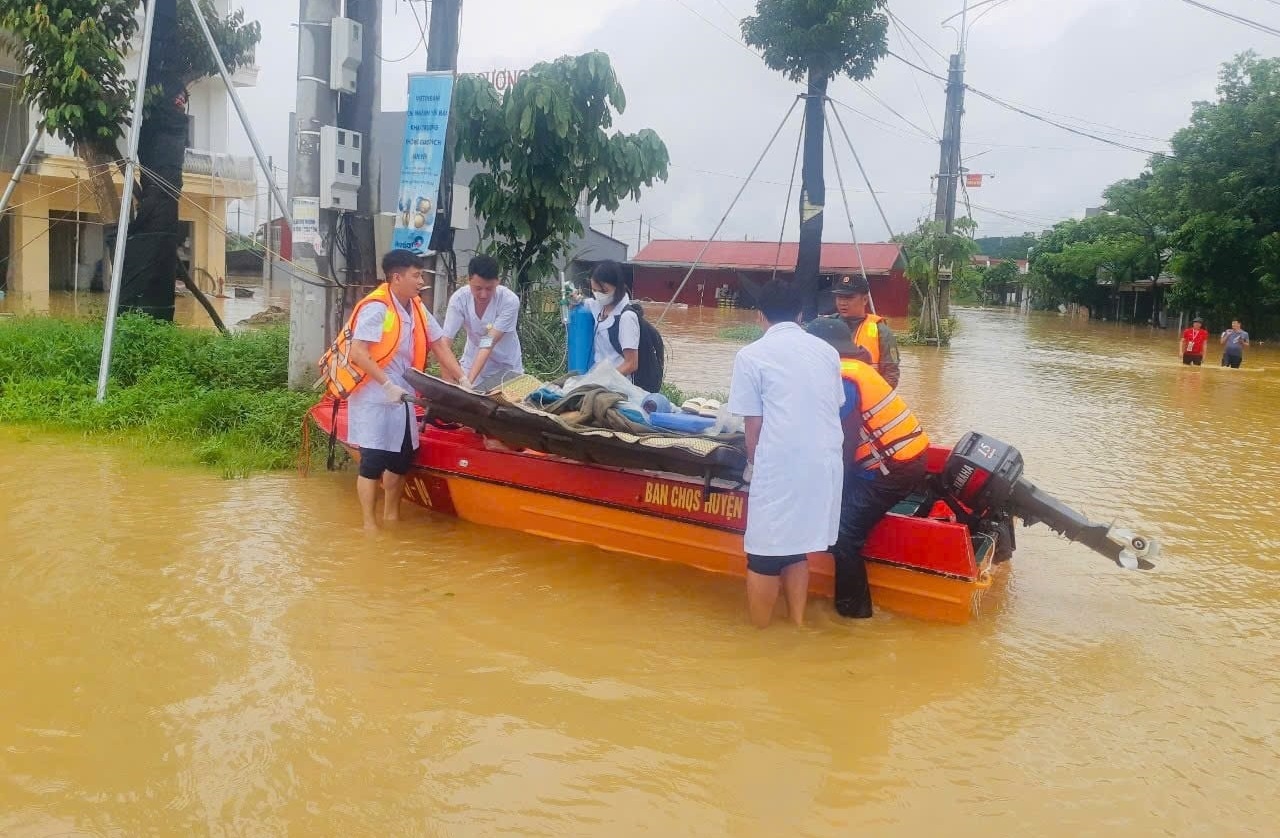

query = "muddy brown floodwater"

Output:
[[2, 306, 1278, 836]]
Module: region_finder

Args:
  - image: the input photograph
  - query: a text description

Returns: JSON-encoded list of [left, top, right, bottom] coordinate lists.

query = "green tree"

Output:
[[1149, 52, 1280, 330], [741, 0, 888, 320], [975, 233, 1038, 261], [896, 218, 977, 344], [981, 260, 1022, 304], [1029, 214, 1151, 315], [0, 0, 259, 319], [453, 52, 669, 288]]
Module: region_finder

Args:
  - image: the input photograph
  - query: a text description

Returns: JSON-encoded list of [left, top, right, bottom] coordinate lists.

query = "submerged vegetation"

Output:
[[0, 315, 319, 476], [717, 323, 766, 343]]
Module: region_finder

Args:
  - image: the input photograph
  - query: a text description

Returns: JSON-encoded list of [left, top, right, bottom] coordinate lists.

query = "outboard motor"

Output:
[[937, 432, 1157, 570]]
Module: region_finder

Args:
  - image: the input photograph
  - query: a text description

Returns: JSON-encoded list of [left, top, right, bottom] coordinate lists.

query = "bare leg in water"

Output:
[[357, 475, 381, 531], [746, 571, 781, 628], [382, 472, 406, 523], [780, 560, 809, 627]]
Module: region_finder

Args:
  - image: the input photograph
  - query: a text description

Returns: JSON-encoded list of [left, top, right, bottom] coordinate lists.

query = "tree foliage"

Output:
[[454, 51, 669, 286], [895, 218, 977, 343], [741, 0, 889, 320], [975, 233, 1037, 260], [0, 0, 259, 159], [1021, 53, 1280, 332], [0, 0, 140, 156], [741, 0, 888, 83]]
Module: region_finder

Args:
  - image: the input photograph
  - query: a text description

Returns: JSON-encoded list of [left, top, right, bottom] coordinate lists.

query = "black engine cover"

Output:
[[941, 431, 1025, 515]]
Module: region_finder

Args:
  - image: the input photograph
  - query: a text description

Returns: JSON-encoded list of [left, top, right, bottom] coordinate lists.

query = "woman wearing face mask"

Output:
[[581, 260, 639, 378]]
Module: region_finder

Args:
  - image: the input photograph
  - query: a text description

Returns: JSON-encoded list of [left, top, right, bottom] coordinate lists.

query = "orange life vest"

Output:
[[840, 358, 930, 473], [318, 283, 431, 399], [850, 314, 884, 369]]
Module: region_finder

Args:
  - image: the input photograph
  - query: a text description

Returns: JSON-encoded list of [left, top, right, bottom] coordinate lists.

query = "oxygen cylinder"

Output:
[[567, 304, 596, 375]]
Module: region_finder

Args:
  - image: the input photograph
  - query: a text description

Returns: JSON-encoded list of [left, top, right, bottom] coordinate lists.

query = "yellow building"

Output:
[[0, 6, 258, 311]]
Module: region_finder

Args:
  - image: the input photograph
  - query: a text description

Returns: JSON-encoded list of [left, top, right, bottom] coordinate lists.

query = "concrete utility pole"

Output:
[[424, 0, 462, 314], [933, 0, 971, 319], [341, 0, 381, 289], [288, 0, 341, 388]]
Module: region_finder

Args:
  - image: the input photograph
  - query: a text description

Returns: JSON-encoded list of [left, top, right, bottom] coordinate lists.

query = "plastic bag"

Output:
[[561, 359, 649, 411], [707, 403, 744, 436]]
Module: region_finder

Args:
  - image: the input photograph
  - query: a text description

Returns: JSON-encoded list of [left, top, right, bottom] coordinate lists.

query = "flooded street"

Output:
[[3, 307, 1279, 836]]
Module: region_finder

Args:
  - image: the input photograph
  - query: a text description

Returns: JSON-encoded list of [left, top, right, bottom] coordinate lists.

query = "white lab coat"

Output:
[[441, 284, 524, 381], [727, 322, 846, 556]]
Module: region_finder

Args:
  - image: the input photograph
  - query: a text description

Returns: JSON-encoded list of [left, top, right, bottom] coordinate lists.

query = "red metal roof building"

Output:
[[629, 240, 911, 317]]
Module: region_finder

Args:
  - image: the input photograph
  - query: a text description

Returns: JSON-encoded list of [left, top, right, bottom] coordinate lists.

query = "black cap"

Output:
[[382, 248, 424, 275], [806, 317, 857, 356], [832, 274, 870, 295], [1192, 315, 1203, 324]]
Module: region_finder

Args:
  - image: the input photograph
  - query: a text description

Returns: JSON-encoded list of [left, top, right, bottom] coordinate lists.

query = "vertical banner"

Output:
[[393, 71, 456, 254]]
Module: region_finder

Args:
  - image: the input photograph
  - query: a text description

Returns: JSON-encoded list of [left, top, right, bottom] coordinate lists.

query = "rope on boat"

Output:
[[656, 96, 803, 326]]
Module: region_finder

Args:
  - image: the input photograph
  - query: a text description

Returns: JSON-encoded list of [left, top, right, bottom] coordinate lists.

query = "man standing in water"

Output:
[[1220, 319, 1250, 368], [442, 254, 524, 392], [1181, 316, 1208, 365], [828, 274, 901, 387], [329, 249, 468, 530], [728, 281, 845, 628], [806, 318, 930, 619]]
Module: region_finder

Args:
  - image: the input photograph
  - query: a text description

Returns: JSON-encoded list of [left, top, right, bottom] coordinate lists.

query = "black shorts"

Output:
[[358, 424, 415, 479], [1222, 353, 1243, 369], [746, 553, 807, 576], [1182, 353, 1203, 366]]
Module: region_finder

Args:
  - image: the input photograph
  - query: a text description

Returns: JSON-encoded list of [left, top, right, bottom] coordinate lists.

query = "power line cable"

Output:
[[888, 13, 943, 137], [853, 80, 938, 141], [886, 50, 1172, 156], [374, 0, 430, 63], [885, 10, 949, 64], [1177, 0, 1280, 37]]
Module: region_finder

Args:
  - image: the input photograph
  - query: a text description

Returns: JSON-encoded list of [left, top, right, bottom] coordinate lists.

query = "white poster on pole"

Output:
[[292, 197, 324, 256]]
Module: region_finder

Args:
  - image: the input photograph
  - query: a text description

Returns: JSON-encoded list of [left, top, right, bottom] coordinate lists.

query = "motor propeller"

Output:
[[940, 432, 1158, 571]]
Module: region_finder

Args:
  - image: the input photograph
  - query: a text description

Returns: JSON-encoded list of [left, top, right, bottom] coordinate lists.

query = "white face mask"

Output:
[[593, 290, 613, 304]]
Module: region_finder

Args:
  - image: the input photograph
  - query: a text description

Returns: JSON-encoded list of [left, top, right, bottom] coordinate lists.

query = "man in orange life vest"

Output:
[[334, 249, 467, 530], [807, 318, 930, 618], [827, 273, 901, 387]]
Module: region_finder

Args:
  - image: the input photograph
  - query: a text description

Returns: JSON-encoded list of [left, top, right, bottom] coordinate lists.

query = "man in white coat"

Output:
[[728, 280, 846, 627]]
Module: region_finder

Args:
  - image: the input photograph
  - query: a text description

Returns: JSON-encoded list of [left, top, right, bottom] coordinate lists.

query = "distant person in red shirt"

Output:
[[1181, 316, 1208, 365]]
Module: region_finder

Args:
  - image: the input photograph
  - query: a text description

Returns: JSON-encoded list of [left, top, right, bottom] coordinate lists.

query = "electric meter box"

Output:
[[330, 18, 363, 94], [320, 126, 362, 210]]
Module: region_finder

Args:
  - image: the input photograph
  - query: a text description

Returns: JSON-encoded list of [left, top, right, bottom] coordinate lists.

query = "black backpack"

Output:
[[608, 303, 665, 393]]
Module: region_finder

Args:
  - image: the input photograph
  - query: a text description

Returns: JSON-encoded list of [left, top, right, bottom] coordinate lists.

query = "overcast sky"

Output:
[[228, 0, 1277, 247]]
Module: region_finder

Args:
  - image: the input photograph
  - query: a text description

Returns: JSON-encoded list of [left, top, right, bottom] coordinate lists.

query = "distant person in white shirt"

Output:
[[582, 260, 640, 379], [442, 254, 524, 392], [728, 280, 846, 628]]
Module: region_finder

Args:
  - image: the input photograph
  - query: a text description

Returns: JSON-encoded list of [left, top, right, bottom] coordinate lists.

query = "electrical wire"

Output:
[[853, 80, 939, 141], [886, 10, 950, 65], [136, 161, 341, 289], [888, 13, 943, 138], [1177, 0, 1280, 37], [668, 0, 759, 56], [374, 0, 430, 63], [886, 50, 1172, 157]]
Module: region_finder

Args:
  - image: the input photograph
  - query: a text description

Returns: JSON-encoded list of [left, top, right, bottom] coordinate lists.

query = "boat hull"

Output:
[[313, 402, 993, 624]]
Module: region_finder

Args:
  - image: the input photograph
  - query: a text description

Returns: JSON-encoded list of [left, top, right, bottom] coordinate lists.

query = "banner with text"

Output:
[[392, 71, 455, 254]]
